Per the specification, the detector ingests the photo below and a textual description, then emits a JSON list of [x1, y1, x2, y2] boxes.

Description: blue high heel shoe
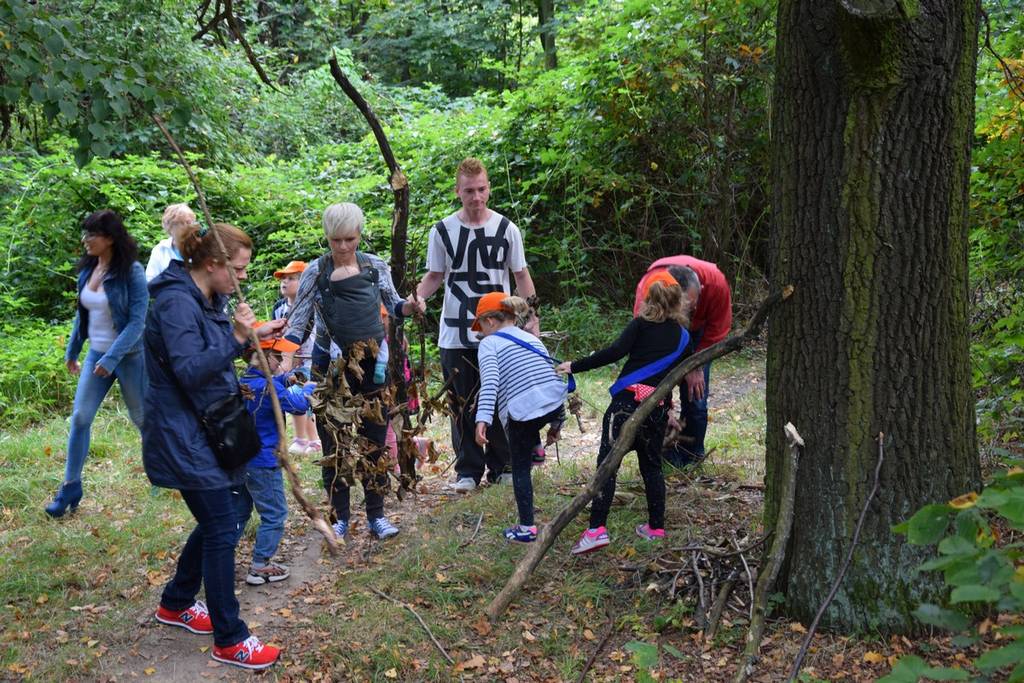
[[44, 480, 82, 518]]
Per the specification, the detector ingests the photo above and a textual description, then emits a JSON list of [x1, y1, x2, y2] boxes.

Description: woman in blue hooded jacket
[[46, 209, 148, 518], [143, 222, 285, 670]]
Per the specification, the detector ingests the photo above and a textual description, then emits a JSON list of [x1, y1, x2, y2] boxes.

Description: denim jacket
[[65, 261, 148, 373]]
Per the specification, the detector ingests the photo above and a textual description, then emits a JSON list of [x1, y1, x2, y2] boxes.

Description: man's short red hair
[[456, 157, 487, 182]]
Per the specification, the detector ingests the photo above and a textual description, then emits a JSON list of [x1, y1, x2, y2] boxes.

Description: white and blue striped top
[[475, 326, 568, 427]]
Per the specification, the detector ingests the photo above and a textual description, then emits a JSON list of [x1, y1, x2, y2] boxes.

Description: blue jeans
[[236, 467, 287, 565], [64, 348, 146, 483], [162, 487, 249, 648], [664, 362, 711, 467]]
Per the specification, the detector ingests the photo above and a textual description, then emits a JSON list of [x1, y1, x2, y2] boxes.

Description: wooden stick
[[458, 512, 485, 549], [732, 422, 803, 683], [371, 588, 454, 665], [484, 286, 793, 622], [327, 54, 419, 490], [786, 432, 885, 683], [151, 113, 339, 556], [575, 612, 615, 683], [705, 576, 737, 641]]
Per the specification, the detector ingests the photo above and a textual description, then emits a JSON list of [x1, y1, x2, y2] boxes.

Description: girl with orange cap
[[473, 293, 567, 543], [556, 272, 691, 554], [272, 260, 320, 455]]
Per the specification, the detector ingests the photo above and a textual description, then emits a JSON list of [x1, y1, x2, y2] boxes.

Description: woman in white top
[[145, 204, 195, 281], [46, 210, 148, 517]]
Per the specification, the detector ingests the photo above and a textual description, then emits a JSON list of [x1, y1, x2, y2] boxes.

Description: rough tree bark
[[765, 0, 981, 633], [536, 0, 557, 70]]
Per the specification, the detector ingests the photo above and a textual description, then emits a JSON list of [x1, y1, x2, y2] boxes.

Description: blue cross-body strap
[[608, 326, 690, 396], [492, 331, 576, 393]]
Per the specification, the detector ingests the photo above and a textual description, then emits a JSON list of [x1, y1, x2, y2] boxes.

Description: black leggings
[[589, 392, 668, 530], [505, 408, 562, 527]]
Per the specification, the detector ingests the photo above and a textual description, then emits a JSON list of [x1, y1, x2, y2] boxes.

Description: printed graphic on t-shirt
[[427, 212, 527, 349]]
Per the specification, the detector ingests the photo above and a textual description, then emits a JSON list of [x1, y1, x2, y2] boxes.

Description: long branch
[[786, 432, 885, 682], [223, 0, 278, 89], [151, 113, 338, 555], [328, 54, 417, 489], [484, 286, 793, 622], [732, 422, 802, 683]]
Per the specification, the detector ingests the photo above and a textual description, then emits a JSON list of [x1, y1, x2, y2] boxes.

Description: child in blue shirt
[[238, 338, 314, 585]]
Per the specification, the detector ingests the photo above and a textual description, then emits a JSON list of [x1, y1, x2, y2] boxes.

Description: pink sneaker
[[635, 524, 666, 541], [571, 527, 610, 555]]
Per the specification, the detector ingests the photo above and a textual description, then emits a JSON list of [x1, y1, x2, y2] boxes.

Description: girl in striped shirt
[[473, 293, 567, 543]]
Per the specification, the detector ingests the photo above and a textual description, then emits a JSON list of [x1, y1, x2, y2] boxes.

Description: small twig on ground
[[371, 588, 454, 665], [576, 611, 616, 683], [459, 512, 485, 549], [692, 552, 708, 629], [705, 574, 737, 641], [733, 535, 755, 621], [786, 432, 885, 683]]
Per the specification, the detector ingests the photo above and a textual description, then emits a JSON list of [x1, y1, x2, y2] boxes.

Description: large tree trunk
[[766, 0, 981, 633]]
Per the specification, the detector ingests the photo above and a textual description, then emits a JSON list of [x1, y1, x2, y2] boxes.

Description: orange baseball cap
[[273, 261, 307, 279], [259, 338, 300, 353], [471, 292, 511, 332], [639, 270, 679, 302]]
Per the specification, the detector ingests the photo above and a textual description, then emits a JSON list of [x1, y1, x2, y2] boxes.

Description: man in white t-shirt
[[415, 158, 535, 493]]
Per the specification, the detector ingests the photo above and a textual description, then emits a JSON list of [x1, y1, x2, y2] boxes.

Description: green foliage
[[877, 655, 970, 683], [0, 0, 260, 166], [0, 318, 76, 427], [890, 466, 1024, 681], [969, 0, 1024, 449], [497, 0, 774, 301]]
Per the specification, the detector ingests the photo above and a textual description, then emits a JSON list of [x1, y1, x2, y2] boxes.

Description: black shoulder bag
[[147, 324, 262, 470], [198, 392, 262, 470]]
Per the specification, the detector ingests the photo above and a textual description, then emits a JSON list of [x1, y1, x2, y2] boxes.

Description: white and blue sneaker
[[504, 525, 537, 543], [369, 516, 400, 540], [332, 519, 349, 539]]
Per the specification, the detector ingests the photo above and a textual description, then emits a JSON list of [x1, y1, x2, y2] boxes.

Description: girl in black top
[[557, 272, 690, 555]]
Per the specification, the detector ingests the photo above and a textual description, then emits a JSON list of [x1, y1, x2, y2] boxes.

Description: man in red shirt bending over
[[633, 256, 732, 467]]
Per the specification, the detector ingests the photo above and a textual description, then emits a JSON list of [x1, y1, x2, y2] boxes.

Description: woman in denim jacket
[[46, 209, 148, 518]]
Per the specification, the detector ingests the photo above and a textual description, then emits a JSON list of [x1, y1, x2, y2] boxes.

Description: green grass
[[0, 348, 768, 680]]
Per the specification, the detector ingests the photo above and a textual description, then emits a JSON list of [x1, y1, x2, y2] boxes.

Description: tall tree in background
[[765, 0, 981, 632], [536, 0, 557, 69]]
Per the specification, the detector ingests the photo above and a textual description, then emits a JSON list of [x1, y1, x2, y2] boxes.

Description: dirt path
[[100, 473, 450, 681], [101, 349, 767, 680]]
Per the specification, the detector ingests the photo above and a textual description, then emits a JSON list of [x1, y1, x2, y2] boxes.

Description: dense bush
[[0, 318, 77, 427], [968, 10, 1024, 450]]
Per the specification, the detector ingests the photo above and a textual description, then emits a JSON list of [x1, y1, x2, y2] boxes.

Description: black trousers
[[440, 347, 510, 483], [589, 392, 669, 530], [315, 354, 389, 523], [505, 408, 561, 527]]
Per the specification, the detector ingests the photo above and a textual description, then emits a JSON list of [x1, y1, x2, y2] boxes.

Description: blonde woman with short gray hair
[[283, 202, 424, 542]]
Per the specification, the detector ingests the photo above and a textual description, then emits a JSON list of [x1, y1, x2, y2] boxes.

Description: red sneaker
[[155, 600, 213, 634], [211, 635, 280, 670]]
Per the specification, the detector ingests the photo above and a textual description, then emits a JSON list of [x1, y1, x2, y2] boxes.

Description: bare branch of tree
[[151, 112, 337, 555], [484, 286, 794, 622]]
